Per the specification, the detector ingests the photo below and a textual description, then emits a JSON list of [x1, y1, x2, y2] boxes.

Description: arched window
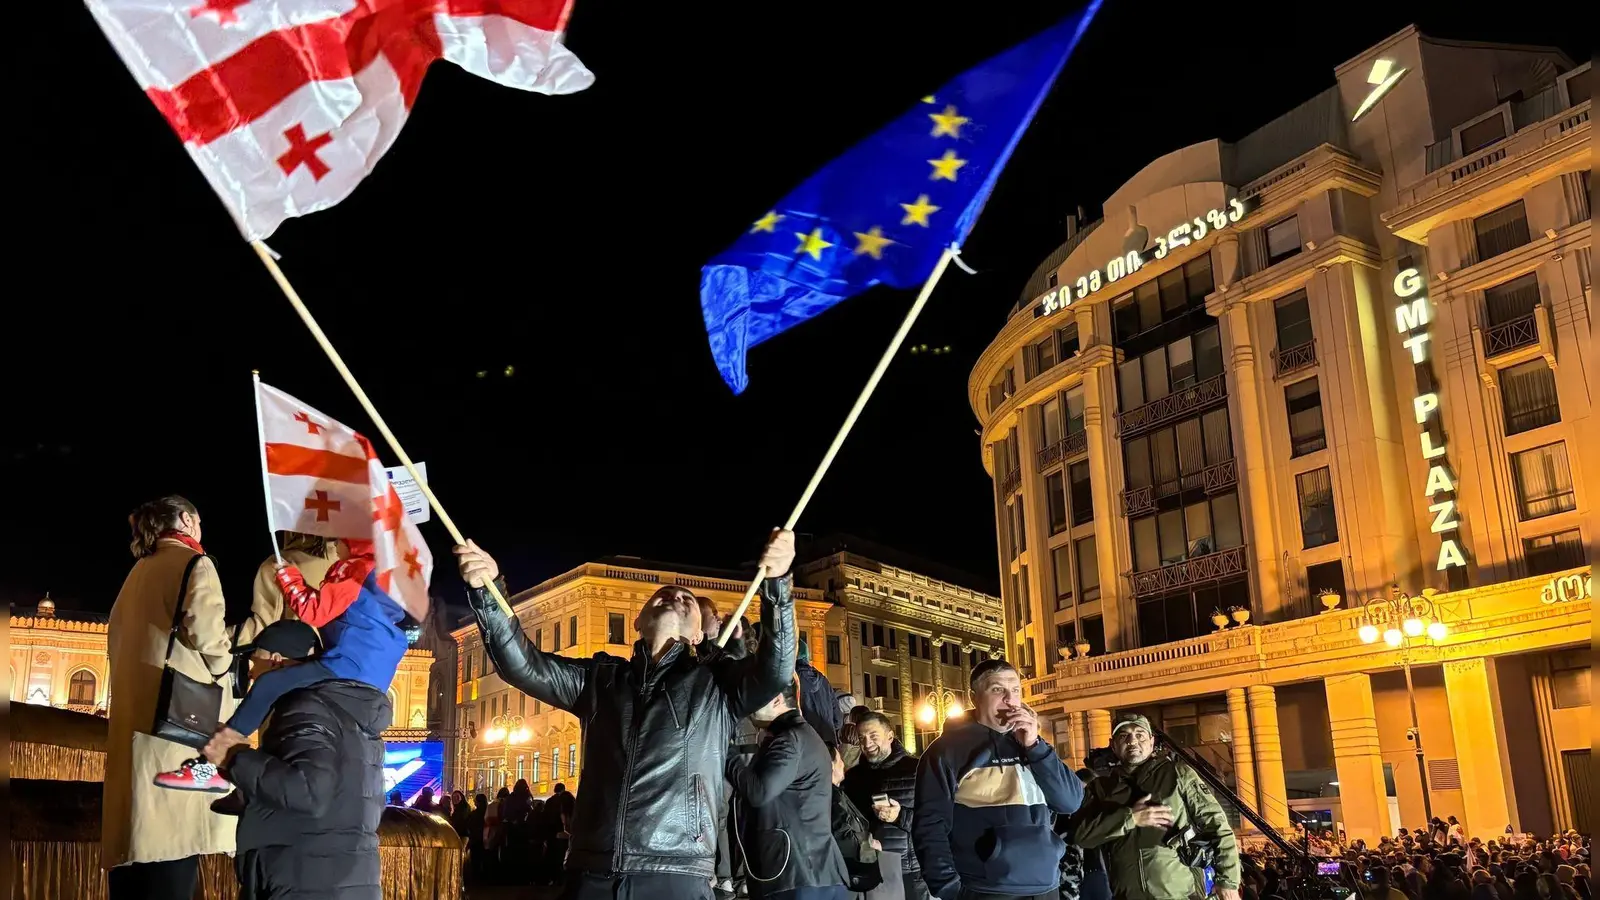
[[69, 670, 98, 705]]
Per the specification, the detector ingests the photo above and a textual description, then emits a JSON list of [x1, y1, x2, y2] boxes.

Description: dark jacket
[[228, 679, 392, 900], [832, 786, 884, 894], [468, 575, 796, 879], [842, 743, 921, 871], [796, 662, 842, 744], [727, 710, 849, 898], [913, 719, 1083, 900]]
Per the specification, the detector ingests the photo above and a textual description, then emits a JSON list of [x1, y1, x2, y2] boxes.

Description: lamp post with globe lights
[[917, 686, 965, 736], [480, 714, 531, 789], [1357, 586, 1449, 822]]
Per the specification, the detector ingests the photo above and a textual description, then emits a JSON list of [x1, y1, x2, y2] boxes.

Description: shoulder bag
[[150, 553, 224, 749]]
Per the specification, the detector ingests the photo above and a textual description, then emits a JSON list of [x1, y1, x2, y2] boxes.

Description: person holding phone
[[842, 712, 925, 900]]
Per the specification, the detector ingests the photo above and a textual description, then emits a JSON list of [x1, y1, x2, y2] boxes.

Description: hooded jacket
[[467, 575, 796, 879], [228, 678, 393, 899]]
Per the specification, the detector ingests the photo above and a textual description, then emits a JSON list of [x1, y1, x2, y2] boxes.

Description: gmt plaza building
[[969, 27, 1591, 841]]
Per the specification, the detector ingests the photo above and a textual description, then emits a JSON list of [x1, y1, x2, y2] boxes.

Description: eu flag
[[699, 5, 1101, 393]]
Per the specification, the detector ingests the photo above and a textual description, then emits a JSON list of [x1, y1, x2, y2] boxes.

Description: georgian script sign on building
[[1037, 197, 1255, 318], [1393, 267, 1469, 574], [1540, 570, 1592, 604]]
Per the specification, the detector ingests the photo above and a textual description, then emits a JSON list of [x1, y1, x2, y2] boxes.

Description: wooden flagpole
[[715, 244, 961, 647], [248, 240, 517, 617]]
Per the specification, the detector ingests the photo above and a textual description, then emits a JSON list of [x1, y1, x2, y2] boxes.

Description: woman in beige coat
[[103, 495, 239, 900]]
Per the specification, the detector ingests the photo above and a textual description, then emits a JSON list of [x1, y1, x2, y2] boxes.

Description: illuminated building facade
[[7, 596, 436, 742], [449, 558, 833, 797], [969, 27, 1591, 840], [793, 536, 1006, 751]]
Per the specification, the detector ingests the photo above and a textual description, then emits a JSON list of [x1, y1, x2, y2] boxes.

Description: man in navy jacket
[[912, 659, 1083, 900]]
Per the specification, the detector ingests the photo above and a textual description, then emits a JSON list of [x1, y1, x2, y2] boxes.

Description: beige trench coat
[[234, 547, 340, 645], [102, 539, 239, 869]]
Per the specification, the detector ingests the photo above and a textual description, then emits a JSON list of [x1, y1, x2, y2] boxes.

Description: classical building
[[449, 558, 833, 797], [793, 535, 1005, 752], [969, 27, 1591, 841], [7, 595, 436, 744]]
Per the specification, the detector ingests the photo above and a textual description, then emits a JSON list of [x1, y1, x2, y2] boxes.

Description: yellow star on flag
[[928, 105, 969, 138], [921, 95, 936, 104], [793, 228, 833, 260], [852, 226, 896, 259], [750, 210, 785, 233], [900, 195, 940, 227], [927, 149, 967, 182]]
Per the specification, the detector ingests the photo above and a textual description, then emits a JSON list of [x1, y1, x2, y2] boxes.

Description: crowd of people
[[97, 497, 1590, 900]]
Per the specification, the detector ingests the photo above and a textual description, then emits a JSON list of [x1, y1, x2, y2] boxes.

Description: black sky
[[5, 1, 1589, 616]]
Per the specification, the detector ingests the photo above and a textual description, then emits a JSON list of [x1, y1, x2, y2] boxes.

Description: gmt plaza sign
[[1036, 197, 1256, 318], [1393, 266, 1469, 574]]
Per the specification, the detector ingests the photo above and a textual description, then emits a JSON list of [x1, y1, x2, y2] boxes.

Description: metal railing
[[1484, 312, 1539, 357], [999, 468, 1021, 497], [1202, 458, 1238, 494], [1271, 340, 1317, 378], [1129, 544, 1249, 598], [1122, 485, 1155, 517], [1035, 429, 1088, 470], [1117, 373, 1227, 439]]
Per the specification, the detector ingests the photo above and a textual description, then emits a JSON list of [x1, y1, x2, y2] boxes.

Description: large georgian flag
[[87, 0, 594, 239], [258, 380, 434, 620]]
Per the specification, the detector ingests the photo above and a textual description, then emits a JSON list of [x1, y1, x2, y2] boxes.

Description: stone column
[[1325, 673, 1393, 843], [1226, 688, 1258, 820], [932, 638, 947, 729], [1219, 302, 1283, 620], [1087, 708, 1113, 753], [1063, 710, 1085, 769], [1247, 684, 1291, 831], [898, 640, 917, 748], [1531, 657, 1577, 832], [1443, 658, 1513, 838]]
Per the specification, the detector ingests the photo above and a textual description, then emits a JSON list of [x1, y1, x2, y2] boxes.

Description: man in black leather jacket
[[455, 530, 797, 900]]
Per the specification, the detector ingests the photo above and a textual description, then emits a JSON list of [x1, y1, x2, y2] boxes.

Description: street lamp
[[917, 687, 965, 733], [480, 714, 531, 788], [1358, 585, 1449, 823]]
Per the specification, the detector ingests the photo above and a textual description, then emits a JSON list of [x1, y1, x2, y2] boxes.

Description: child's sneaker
[[153, 759, 232, 794]]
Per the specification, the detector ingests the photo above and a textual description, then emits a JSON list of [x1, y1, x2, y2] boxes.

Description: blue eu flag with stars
[[699, 4, 1101, 393]]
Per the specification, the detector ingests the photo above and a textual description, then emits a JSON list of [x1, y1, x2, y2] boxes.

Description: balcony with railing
[[1129, 544, 1249, 598], [1484, 313, 1539, 357], [1117, 373, 1228, 439], [1122, 459, 1238, 518], [866, 646, 897, 668], [1039, 566, 1591, 711], [999, 467, 1022, 497], [1035, 429, 1088, 470], [1271, 340, 1317, 378]]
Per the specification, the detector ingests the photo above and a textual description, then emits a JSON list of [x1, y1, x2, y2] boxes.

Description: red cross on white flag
[[86, 0, 593, 240], [257, 379, 434, 621]]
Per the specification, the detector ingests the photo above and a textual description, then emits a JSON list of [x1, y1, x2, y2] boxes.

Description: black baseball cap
[[233, 619, 322, 660]]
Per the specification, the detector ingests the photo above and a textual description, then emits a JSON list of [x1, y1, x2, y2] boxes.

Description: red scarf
[[159, 531, 205, 555]]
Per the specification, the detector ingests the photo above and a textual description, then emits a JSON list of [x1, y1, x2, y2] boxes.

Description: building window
[[888, 627, 898, 650], [1076, 536, 1100, 602], [551, 747, 560, 782], [876, 675, 888, 697], [1040, 397, 1063, 449], [1058, 324, 1080, 360], [891, 679, 901, 700], [871, 624, 885, 647], [1459, 113, 1507, 155], [1525, 529, 1585, 577], [1065, 387, 1086, 436], [1305, 561, 1346, 609], [464, 652, 473, 681], [569, 743, 578, 776], [1011, 498, 1027, 553], [1296, 467, 1339, 548], [1056, 621, 1076, 651], [1048, 271, 1058, 288], [826, 635, 842, 665], [1046, 471, 1068, 535], [1069, 461, 1093, 527], [1512, 443, 1577, 520], [68, 670, 97, 705], [569, 615, 578, 647], [1051, 544, 1074, 607], [607, 613, 625, 645], [1027, 334, 1057, 380], [1483, 273, 1542, 328], [1265, 216, 1302, 266], [1274, 289, 1313, 350], [1473, 200, 1531, 262], [1500, 360, 1561, 435], [532, 752, 540, 783], [1549, 649, 1590, 710], [1285, 377, 1327, 457], [1080, 615, 1106, 656], [552, 624, 561, 652], [1112, 257, 1213, 341]]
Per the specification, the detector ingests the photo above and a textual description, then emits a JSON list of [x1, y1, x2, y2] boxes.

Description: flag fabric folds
[[86, 0, 594, 240], [698, 5, 1101, 394], [257, 379, 434, 621]]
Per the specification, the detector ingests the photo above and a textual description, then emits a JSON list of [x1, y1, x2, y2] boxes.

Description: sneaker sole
[[153, 778, 232, 794]]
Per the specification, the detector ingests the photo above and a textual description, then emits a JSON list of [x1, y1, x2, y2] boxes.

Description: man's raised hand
[[758, 528, 796, 578], [453, 540, 500, 588]]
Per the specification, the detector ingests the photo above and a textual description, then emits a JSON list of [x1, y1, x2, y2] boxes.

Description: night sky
[[5, 2, 1589, 618]]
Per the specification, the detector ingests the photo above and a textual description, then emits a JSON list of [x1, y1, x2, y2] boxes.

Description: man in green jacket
[[1072, 714, 1240, 900]]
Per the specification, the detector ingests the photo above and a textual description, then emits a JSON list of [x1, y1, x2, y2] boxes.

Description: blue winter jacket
[[318, 571, 409, 690]]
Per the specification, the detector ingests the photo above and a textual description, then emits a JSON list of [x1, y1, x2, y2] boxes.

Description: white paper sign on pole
[[384, 462, 430, 524]]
